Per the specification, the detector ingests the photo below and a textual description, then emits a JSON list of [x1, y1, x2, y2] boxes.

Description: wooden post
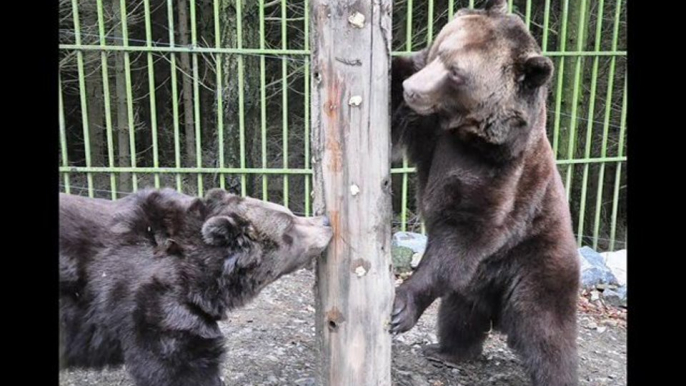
[[310, 0, 394, 385]]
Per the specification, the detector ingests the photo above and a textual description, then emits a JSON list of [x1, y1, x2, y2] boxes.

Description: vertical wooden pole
[[310, 0, 394, 385]]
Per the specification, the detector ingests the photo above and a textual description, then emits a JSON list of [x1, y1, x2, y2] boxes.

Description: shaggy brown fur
[[389, 1, 580, 385], [59, 188, 332, 386]]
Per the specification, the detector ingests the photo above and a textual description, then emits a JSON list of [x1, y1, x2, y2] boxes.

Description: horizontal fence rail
[[59, 0, 626, 251]]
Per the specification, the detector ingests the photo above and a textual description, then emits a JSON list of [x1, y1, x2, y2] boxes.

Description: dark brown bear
[[389, 1, 580, 385], [59, 188, 332, 386]]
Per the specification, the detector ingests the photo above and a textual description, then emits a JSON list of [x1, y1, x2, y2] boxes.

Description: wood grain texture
[[310, 0, 394, 385]]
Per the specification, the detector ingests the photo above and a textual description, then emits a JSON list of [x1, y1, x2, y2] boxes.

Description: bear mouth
[[405, 100, 436, 116]]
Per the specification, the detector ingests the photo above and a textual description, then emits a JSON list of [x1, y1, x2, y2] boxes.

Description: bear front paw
[[390, 287, 420, 334]]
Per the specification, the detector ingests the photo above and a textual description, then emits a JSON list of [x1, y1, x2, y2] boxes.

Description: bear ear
[[392, 47, 430, 107], [188, 198, 208, 218], [455, 8, 477, 17], [484, 0, 508, 14], [201, 213, 255, 249], [203, 188, 229, 214], [519, 55, 554, 89], [204, 188, 227, 202], [393, 48, 429, 82], [408, 47, 430, 72]]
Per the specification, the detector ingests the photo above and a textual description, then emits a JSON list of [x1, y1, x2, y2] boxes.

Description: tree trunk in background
[[85, 64, 105, 168], [112, 0, 131, 191], [178, 0, 197, 167], [82, 1, 105, 169], [220, 0, 261, 194]]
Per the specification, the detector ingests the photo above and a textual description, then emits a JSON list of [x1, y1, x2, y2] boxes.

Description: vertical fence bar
[[401, 0, 414, 232], [237, 0, 247, 197], [59, 75, 71, 194], [552, 0, 570, 157], [592, 0, 623, 250], [576, 0, 605, 245], [448, 0, 454, 19], [508, 0, 513, 13], [190, 0, 203, 195], [304, 0, 311, 216], [259, 0, 268, 201], [96, 0, 117, 199], [143, 0, 161, 188], [214, 0, 225, 190], [525, 0, 532, 29], [427, 0, 434, 44], [469, 0, 475, 9], [609, 75, 627, 251], [167, 0, 183, 192], [542, 0, 551, 51], [563, 0, 588, 200], [282, 0, 290, 208], [120, 0, 138, 191], [71, 0, 94, 198]]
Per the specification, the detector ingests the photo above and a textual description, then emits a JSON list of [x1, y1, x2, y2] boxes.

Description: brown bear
[[59, 188, 332, 386], [389, 1, 580, 386]]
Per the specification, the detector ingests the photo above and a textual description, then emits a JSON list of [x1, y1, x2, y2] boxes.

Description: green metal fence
[[58, 0, 626, 251]]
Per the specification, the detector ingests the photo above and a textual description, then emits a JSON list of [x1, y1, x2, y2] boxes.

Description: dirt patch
[[59, 269, 626, 386]]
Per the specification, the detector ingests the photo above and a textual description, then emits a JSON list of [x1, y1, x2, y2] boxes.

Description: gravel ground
[[59, 268, 626, 386]]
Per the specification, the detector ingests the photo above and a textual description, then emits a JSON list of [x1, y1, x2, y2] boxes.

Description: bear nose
[[403, 81, 418, 101], [321, 216, 331, 227], [403, 90, 417, 101]]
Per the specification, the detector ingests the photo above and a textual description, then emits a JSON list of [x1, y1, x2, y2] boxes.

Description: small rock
[[394, 333, 408, 344], [590, 290, 600, 302], [392, 232, 428, 255], [392, 246, 414, 274], [578, 247, 618, 289], [600, 249, 627, 286], [597, 326, 607, 333], [487, 374, 508, 382], [411, 252, 423, 268], [408, 373, 430, 386], [602, 286, 627, 308], [294, 377, 316, 386]]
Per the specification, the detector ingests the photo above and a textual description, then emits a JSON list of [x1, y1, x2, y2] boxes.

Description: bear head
[[400, 0, 553, 159]]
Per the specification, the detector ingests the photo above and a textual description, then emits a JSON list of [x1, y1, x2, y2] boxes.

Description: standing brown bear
[[389, 1, 580, 385]]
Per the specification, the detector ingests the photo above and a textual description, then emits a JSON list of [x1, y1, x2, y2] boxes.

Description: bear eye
[[449, 66, 466, 86], [145, 225, 158, 246]]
